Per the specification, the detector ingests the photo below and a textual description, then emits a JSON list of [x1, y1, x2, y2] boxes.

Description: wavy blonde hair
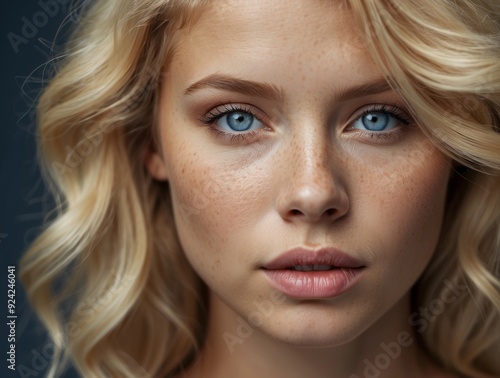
[[21, 0, 500, 377]]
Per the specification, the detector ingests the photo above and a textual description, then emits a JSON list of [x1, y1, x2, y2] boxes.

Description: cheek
[[353, 142, 451, 279], [165, 145, 273, 272], [171, 163, 266, 230]]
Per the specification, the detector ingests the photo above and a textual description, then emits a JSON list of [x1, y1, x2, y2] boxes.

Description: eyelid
[[341, 104, 416, 144], [198, 102, 414, 145], [346, 104, 414, 128], [200, 103, 270, 128]]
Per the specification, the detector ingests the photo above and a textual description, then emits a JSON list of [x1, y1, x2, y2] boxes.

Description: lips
[[261, 247, 365, 298], [292, 264, 336, 271], [262, 247, 364, 270]]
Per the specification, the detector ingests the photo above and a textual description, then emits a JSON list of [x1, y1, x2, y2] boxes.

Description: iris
[[361, 112, 390, 131], [222, 111, 254, 131]]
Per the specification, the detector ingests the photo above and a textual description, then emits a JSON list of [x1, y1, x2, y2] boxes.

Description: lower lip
[[262, 268, 364, 299]]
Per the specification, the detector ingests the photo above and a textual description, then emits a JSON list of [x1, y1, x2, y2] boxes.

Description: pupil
[[227, 112, 253, 131]]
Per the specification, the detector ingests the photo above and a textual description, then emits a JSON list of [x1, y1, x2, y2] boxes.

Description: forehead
[[192, 0, 352, 37], [168, 0, 382, 96]]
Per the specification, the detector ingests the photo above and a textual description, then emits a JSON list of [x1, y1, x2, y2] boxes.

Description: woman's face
[[148, 0, 452, 346]]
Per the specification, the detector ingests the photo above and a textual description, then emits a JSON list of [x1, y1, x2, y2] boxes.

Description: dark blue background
[[1, 1, 79, 376]]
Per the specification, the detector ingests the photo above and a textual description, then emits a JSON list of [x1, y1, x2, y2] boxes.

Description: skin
[[146, 1, 457, 377]]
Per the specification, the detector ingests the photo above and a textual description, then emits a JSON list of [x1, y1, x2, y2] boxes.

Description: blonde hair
[[21, 0, 500, 377]]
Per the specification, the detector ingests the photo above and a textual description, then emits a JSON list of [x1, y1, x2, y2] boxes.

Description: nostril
[[277, 183, 349, 223]]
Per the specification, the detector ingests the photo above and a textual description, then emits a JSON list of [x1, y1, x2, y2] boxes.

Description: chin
[[261, 316, 364, 349]]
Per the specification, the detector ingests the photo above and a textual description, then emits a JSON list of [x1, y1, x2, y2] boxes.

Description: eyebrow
[[336, 80, 393, 103], [184, 74, 393, 102], [184, 74, 284, 102]]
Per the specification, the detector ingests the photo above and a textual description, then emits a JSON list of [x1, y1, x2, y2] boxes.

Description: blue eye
[[217, 110, 263, 132], [353, 111, 399, 132]]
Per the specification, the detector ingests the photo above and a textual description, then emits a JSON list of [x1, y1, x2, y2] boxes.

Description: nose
[[276, 134, 349, 224]]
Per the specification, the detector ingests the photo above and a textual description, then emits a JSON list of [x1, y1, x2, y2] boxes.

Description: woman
[[21, 0, 500, 377]]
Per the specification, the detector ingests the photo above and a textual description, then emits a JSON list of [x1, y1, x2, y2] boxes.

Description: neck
[[180, 291, 440, 378]]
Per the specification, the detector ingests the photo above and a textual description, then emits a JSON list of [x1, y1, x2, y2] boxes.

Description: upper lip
[[262, 247, 365, 270]]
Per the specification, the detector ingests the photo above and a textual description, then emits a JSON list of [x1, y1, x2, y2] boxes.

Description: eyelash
[[356, 104, 413, 126], [347, 104, 415, 143], [200, 103, 414, 144], [199, 103, 263, 143]]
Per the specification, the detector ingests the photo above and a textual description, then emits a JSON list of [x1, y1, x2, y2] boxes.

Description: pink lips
[[261, 247, 365, 299]]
